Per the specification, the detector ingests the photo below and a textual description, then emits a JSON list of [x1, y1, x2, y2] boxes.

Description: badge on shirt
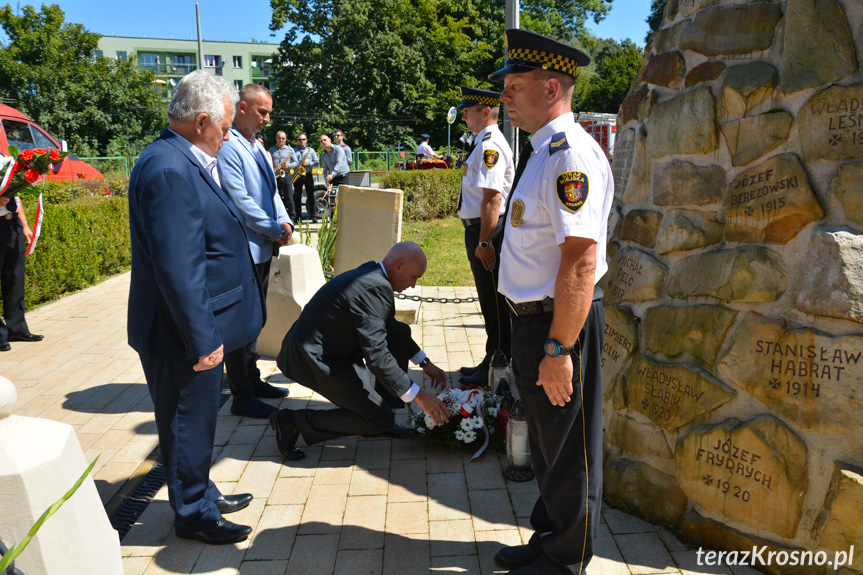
[[483, 149, 500, 169], [549, 132, 570, 155], [482, 132, 492, 142], [510, 199, 525, 227], [557, 171, 588, 213]]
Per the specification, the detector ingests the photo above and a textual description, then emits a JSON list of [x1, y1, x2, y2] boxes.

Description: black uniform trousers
[[276, 175, 296, 221], [509, 299, 604, 575], [464, 218, 511, 363], [293, 174, 316, 222], [140, 354, 223, 532], [290, 320, 419, 445], [0, 211, 29, 344], [224, 259, 271, 403]]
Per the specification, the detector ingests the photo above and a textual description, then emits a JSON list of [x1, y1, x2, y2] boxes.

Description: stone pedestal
[[257, 244, 327, 358], [333, 186, 403, 276], [0, 376, 123, 574]]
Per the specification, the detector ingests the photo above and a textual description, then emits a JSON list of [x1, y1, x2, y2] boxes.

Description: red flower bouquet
[[0, 145, 69, 198]]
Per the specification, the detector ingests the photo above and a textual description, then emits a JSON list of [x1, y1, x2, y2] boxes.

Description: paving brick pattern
[[2, 271, 741, 575]]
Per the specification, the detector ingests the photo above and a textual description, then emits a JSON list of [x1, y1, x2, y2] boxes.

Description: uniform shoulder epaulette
[[549, 132, 570, 155], [481, 132, 492, 142]]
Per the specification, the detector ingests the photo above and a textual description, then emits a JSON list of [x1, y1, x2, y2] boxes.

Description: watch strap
[[418, 357, 431, 368]]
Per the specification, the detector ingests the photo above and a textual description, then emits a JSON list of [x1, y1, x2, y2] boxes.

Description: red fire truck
[[574, 112, 617, 160]]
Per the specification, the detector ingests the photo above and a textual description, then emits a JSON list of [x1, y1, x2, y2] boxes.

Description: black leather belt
[[505, 287, 605, 317], [461, 217, 481, 228]]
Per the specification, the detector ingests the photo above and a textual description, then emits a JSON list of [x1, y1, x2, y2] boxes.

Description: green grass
[[402, 216, 472, 286]]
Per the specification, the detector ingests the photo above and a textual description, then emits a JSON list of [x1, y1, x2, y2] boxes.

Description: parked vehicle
[[574, 112, 617, 159], [0, 104, 104, 181], [288, 166, 328, 219]]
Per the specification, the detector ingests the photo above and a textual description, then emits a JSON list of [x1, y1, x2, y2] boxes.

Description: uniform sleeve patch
[[548, 132, 570, 155], [483, 149, 500, 169], [482, 132, 492, 142], [557, 171, 588, 213]]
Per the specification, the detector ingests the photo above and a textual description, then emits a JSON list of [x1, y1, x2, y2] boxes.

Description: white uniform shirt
[[457, 124, 514, 220], [417, 141, 435, 157], [499, 114, 614, 303]]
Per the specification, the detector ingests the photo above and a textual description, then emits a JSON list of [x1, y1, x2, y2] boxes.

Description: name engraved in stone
[[610, 256, 644, 299], [612, 130, 636, 190], [694, 437, 773, 501], [754, 340, 861, 384], [601, 323, 634, 368], [807, 98, 863, 148], [729, 173, 798, 215]]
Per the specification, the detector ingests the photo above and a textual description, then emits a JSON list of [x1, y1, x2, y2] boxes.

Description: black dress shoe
[[214, 493, 253, 514], [269, 409, 306, 461], [0, 342, 9, 352], [231, 397, 278, 419], [495, 544, 543, 570], [253, 381, 290, 399], [7, 332, 43, 342], [459, 360, 489, 376], [459, 368, 489, 386], [385, 423, 418, 439], [176, 518, 252, 545]]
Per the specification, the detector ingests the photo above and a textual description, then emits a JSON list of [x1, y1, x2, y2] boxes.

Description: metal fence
[[353, 151, 406, 172], [79, 157, 136, 179]]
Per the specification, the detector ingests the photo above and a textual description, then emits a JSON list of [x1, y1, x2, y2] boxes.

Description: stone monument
[[603, 0, 863, 570]]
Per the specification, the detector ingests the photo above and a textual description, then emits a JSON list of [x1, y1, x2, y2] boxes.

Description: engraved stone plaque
[[601, 247, 667, 305], [716, 312, 863, 433], [799, 84, 863, 162], [629, 356, 735, 432], [602, 305, 638, 397], [675, 416, 807, 539], [724, 153, 823, 244]]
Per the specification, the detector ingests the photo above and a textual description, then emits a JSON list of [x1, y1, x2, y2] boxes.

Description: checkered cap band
[[508, 48, 579, 76], [463, 93, 500, 107]]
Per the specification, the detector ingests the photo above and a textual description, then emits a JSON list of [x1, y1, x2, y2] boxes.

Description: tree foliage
[[267, 0, 612, 149], [646, 0, 668, 42], [575, 39, 642, 114], [0, 4, 165, 156]]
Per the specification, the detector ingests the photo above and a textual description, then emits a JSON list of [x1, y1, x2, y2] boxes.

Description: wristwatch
[[544, 338, 576, 358], [418, 357, 431, 368], [478, 240, 491, 249]]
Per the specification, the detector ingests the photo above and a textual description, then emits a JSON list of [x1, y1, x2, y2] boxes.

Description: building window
[[233, 56, 242, 68], [234, 80, 243, 91], [116, 51, 127, 60]]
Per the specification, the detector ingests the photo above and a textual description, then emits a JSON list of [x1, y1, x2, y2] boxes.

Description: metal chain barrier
[[395, 293, 479, 304]]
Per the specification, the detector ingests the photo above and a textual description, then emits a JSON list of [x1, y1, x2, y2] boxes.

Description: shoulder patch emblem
[[483, 149, 500, 169], [549, 132, 570, 155], [557, 171, 588, 213], [482, 132, 492, 142]]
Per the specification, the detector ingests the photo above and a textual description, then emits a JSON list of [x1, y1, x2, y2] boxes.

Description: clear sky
[[7, 0, 651, 47]]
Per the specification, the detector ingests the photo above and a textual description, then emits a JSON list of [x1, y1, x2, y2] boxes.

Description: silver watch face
[[479, 241, 490, 248], [544, 340, 559, 357]]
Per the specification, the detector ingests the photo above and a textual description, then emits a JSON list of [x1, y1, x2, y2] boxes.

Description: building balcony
[[252, 66, 272, 78], [140, 62, 198, 75]]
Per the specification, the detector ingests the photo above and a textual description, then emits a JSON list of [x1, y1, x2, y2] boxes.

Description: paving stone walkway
[[1, 271, 759, 575]]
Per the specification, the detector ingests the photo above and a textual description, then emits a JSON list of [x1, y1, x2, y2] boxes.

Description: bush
[[381, 169, 462, 221], [9, 192, 131, 310]]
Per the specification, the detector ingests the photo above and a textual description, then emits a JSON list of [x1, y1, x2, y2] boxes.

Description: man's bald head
[[383, 241, 427, 292]]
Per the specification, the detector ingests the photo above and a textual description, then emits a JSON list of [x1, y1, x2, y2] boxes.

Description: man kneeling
[[270, 241, 450, 458]]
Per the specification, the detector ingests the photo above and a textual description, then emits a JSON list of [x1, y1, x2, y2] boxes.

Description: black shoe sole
[[253, 386, 290, 399], [269, 411, 306, 461], [176, 529, 250, 545]]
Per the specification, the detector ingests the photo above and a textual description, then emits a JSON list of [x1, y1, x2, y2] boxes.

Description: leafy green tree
[[0, 4, 165, 156], [267, 0, 612, 149], [575, 39, 642, 113], [646, 0, 668, 42]]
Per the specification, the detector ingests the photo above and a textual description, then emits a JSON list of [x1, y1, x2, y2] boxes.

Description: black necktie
[[500, 140, 533, 238], [457, 139, 479, 211]]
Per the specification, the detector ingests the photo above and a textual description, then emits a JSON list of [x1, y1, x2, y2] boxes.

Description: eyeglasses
[[333, 134, 342, 138], [298, 137, 307, 141]]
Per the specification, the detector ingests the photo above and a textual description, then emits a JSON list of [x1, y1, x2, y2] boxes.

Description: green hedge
[[7, 183, 131, 310], [381, 169, 462, 221]]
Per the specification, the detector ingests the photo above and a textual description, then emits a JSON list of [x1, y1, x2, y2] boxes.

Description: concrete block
[[258, 244, 326, 359], [333, 186, 403, 276], [0, 376, 123, 575]]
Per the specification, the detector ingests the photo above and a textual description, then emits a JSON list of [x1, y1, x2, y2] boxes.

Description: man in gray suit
[[270, 242, 450, 459], [218, 84, 293, 419]]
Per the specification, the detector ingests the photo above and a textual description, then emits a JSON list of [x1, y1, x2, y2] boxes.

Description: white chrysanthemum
[[469, 415, 484, 429], [447, 402, 461, 416], [487, 406, 498, 418], [459, 418, 474, 431], [424, 414, 436, 429], [463, 430, 477, 443], [455, 430, 467, 441]]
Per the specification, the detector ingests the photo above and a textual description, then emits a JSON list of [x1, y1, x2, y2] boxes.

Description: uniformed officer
[[489, 29, 614, 575], [454, 87, 514, 385], [0, 194, 43, 352]]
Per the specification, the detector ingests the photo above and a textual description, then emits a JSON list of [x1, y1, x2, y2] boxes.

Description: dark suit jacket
[[127, 129, 265, 359], [278, 261, 413, 398]]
